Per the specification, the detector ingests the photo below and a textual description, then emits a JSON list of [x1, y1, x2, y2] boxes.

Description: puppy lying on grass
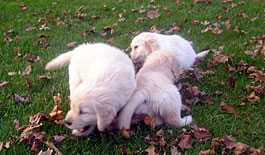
[[45, 43, 136, 136], [130, 32, 209, 69], [118, 49, 192, 130]]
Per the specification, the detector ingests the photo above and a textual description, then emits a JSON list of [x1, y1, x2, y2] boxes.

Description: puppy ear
[[170, 56, 182, 82], [144, 39, 159, 55], [94, 103, 116, 131]]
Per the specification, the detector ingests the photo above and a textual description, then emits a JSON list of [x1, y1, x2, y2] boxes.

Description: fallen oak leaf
[[12, 93, 30, 103], [0, 81, 8, 88]]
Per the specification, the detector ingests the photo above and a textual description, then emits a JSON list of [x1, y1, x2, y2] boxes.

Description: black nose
[[65, 120, 72, 126]]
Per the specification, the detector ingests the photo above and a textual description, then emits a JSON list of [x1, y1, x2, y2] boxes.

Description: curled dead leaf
[[49, 105, 65, 120], [67, 42, 77, 49], [119, 146, 129, 154], [12, 93, 30, 103], [0, 81, 8, 88]]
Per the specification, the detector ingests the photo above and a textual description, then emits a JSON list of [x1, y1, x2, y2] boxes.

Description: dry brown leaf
[[225, 76, 236, 88], [171, 146, 181, 155], [49, 105, 65, 120], [248, 70, 265, 83], [119, 146, 129, 154], [193, 127, 211, 142], [219, 102, 239, 114], [26, 27, 36, 32], [119, 128, 132, 138], [178, 133, 193, 149], [19, 125, 46, 151], [0, 81, 8, 88], [67, 42, 77, 49], [198, 149, 215, 155], [144, 116, 158, 130], [208, 54, 230, 68], [245, 92, 260, 104], [145, 146, 158, 155], [53, 93, 62, 104], [26, 78, 32, 88], [12, 93, 30, 103], [29, 112, 48, 125], [44, 141, 62, 155], [147, 9, 160, 19], [135, 17, 144, 24], [223, 135, 236, 149], [21, 64, 32, 76], [37, 149, 53, 155], [145, 129, 166, 147], [51, 134, 67, 144], [39, 75, 52, 80]]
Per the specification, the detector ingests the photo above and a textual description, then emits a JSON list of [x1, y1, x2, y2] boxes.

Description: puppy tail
[[45, 51, 74, 70], [196, 50, 210, 59]]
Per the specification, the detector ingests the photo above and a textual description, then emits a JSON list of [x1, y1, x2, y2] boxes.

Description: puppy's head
[[130, 36, 159, 64], [65, 85, 116, 136]]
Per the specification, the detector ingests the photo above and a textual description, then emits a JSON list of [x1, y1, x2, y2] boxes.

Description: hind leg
[[161, 89, 192, 127]]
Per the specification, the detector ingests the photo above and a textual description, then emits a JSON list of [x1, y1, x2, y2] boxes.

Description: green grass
[[0, 0, 264, 154]]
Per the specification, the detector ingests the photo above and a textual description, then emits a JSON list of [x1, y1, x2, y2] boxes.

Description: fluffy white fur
[[45, 43, 136, 136], [130, 32, 209, 69], [118, 49, 192, 129]]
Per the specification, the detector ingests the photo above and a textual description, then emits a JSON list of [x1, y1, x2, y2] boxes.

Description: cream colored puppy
[[130, 32, 209, 69], [118, 49, 192, 129], [45, 43, 136, 136]]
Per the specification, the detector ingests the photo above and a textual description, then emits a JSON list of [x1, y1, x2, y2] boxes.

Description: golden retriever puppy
[[118, 49, 192, 129], [45, 43, 136, 136], [130, 32, 209, 69]]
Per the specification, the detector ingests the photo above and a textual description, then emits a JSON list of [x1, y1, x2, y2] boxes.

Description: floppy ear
[[170, 56, 182, 82], [144, 39, 159, 55], [94, 103, 116, 131]]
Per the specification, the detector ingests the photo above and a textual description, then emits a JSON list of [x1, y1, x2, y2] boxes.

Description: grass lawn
[[0, 0, 264, 154]]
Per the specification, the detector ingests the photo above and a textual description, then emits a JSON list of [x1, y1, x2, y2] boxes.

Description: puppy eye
[[134, 46, 138, 49]]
